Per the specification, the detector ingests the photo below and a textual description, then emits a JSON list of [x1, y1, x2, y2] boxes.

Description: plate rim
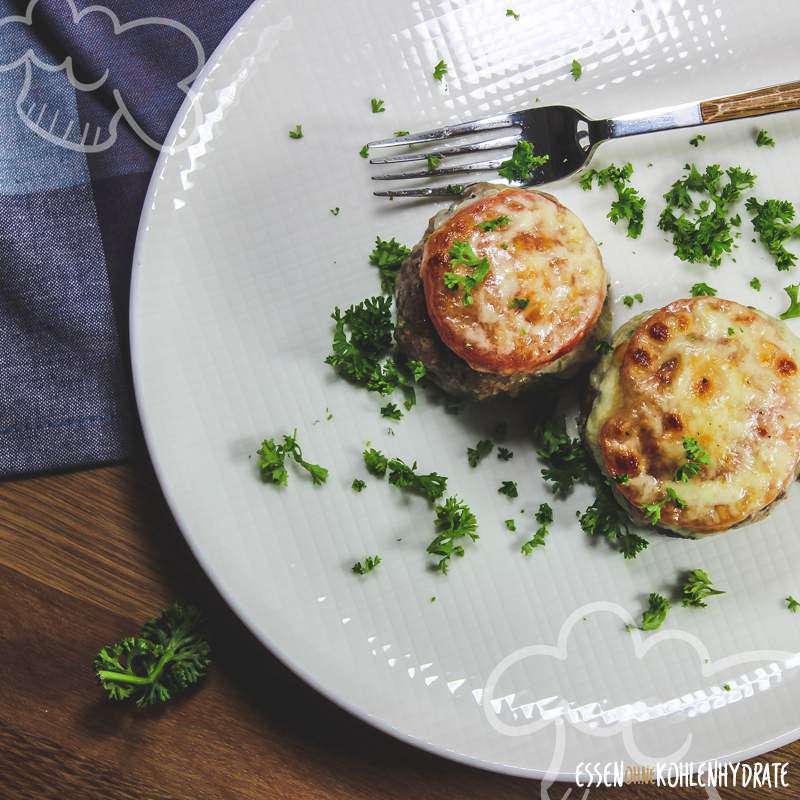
[[128, 0, 800, 780]]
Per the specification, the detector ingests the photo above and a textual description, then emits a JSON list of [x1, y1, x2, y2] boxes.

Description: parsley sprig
[[370, 236, 411, 293], [258, 430, 328, 486], [681, 568, 725, 608], [498, 480, 518, 498], [643, 487, 686, 525], [363, 447, 447, 501], [352, 555, 381, 575], [570, 59, 582, 80], [580, 162, 645, 238], [428, 496, 479, 573], [477, 215, 511, 232], [745, 197, 800, 271], [780, 284, 800, 320], [641, 593, 671, 631], [498, 140, 549, 183], [676, 437, 710, 482], [444, 241, 491, 305], [521, 503, 552, 555], [787, 595, 800, 613], [690, 282, 717, 297], [432, 59, 448, 81], [756, 129, 775, 148], [658, 163, 755, 267], [467, 439, 494, 467]]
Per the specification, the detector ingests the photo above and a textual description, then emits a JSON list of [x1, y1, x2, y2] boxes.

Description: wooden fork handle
[[700, 81, 800, 124]]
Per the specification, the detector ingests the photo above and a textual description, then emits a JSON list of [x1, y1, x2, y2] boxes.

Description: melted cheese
[[420, 187, 606, 375], [586, 297, 800, 535]]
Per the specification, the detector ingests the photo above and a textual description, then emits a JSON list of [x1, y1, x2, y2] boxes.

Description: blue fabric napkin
[[0, 0, 252, 477]]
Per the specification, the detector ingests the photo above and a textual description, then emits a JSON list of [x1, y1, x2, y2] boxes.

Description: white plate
[[131, 0, 800, 779]]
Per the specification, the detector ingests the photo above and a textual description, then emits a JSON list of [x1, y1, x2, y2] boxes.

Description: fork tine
[[367, 112, 517, 148], [373, 186, 467, 198], [369, 134, 520, 165], [372, 158, 504, 181]]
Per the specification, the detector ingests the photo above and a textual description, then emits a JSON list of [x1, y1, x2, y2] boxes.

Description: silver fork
[[366, 80, 800, 198]]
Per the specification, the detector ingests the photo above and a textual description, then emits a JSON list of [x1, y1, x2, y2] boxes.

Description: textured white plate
[[131, 0, 800, 779]]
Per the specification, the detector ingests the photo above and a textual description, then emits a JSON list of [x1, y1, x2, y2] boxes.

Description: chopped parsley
[[641, 593, 670, 631], [510, 297, 529, 310], [467, 438, 494, 467], [521, 503, 552, 555], [258, 430, 329, 487], [426, 154, 442, 171], [505, 518, 517, 532], [498, 480, 518, 498], [580, 162, 645, 238], [756, 129, 775, 147], [498, 140, 549, 183], [288, 124, 303, 139], [351, 478, 366, 492], [689, 134, 706, 147], [779, 284, 800, 320], [681, 568, 725, 608], [506, 8, 520, 20], [622, 293, 643, 307], [325, 296, 424, 408], [428, 496, 479, 573], [676, 437, 711, 482], [352, 555, 381, 575], [369, 236, 411, 293], [359, 144, 369, 158], [444, 241, 491, 305], [371, 98, 385, 113], [787, 595, 800, 613], [579, 480, 649, 558], [570, 59, 582, 80], [394, 130, 410, 137], [690, 282, 718, 297], [658, 163, 756, 267], [381, 402, 402, 420], [497, 446, 514, 461], [363, 448, 448, 501], [432, 59, 448, 81], [750, 276, 762, 291], [363, 447, 389, 476], [477, 215, 511, 232], [330, 207, 340, 216], [745, 197, 800, 271], [643, 487, 686, 525], [595, 340, 614, 355]]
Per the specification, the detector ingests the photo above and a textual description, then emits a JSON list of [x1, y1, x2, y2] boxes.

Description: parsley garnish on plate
[[467, 438, 494, 467], [497, 446, 514, 461], [691, 282, 718, 297], [676, 437, 711, 482], [94, 603, 210, 707], [756, 129, 775, 147], [432, 59, 448, 81], [352, 555, 381, 575], [394, 130, 410, 137], [505, 518, 517, 532], [579, 480, 649, 559], [363, 448, 447, 501], [580, 162, 645, 238], [288, 124, 303, 139], [658, 163, 756, 267], [521, 503, 552, 555], [498, 140, 549, 183], [428, 496, 479, 574], [381, 402, 402, 420], [506, 8, 520, 20], [363, 447, 389, 476], [330, 207, 340, 216], [750, 276, 762, 291], [258, 430, 329, 486], [570, 59, 582, 80], [745, 198, 800, 271], [351, 478, 366, 492], [444, 241, 491, 305], [369, 236, 411, 294], [643, 487, 686, 524], [426, 154, 442, 171], [641, 593, 670, 631], [359, 144, 369, 158], [477, 215, 511, 232], [681, 568, 725, 607], [787, 595, 800, 613], [689, 134, 706, 147], [780, 284, 800, 320], [498, 480, 518, 498], [622, 293, 643, 307], [371, 98, 385, 113]]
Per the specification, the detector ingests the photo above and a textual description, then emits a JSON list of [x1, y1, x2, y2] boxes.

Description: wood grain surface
[[700, 81, 800, 124], [1, 447, 798, 799]]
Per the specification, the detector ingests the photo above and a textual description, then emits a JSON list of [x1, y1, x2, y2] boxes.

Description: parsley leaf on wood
[[498, 140, 549, 183], [580, 162, 645, 238], [681, 568, 725, 608], [428, 496, 479, 574], [745, 197, 800, 271], [94, 603, 210, 707]]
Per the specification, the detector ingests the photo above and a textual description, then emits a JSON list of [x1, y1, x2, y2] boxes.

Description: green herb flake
[[570, 59, 582, 80], [691, 282, 718, 297], [288, 124, 303, 139], [521, 502, 552, 555], [477, 215, 511, 233], [352, 555, 381, 575], [432, 59, 448, 81], [675, 436, 711, 482], [330, 207, 340, 216], [351, 478, 366, 492], [426, 154, 442, 171], [689, 134, 706, 147], [641, 593, 670, 631], [750, 276, 762, 291], [258, 430, 329, 486], [506, 8, 520, 20], [510, 297, 529, 310], [381, 402, 403, 420], [580, 162, 645, 239], [444, 241, 491, 305], [595, 340, 614, 355], [787, 595, 800, 613], [497, 446, 514, 461], [505, 518, 517, 532], [428, 496, 479, 573], [498, 140, 549, 183], [681, 568, 725, 608], [498, 480, 518, 498], [369, 236, 411, 293], [745, 197, 800, 271], [780, 284, 800, 320], [371, 98, 385, 113], [468, 438, 494, 467], [756, 129, 775, 148], [359, 144, 369, 158], [622, 293, 643, 307]]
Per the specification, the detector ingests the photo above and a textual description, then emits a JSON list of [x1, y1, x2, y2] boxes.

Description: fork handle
[[700, 81, 800, 123]]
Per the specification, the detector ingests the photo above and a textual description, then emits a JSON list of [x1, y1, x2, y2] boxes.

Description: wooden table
[[1, 443, 797, 799]]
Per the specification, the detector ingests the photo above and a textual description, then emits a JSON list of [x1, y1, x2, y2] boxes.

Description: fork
[[366, 80, 800, 198]]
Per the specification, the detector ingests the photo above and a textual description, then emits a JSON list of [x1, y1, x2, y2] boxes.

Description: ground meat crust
[[592, 297, 800, 534], [420, 188, 607, 376]]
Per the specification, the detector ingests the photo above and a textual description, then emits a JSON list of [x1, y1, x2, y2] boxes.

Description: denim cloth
[[0, 0, 251, 476]]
